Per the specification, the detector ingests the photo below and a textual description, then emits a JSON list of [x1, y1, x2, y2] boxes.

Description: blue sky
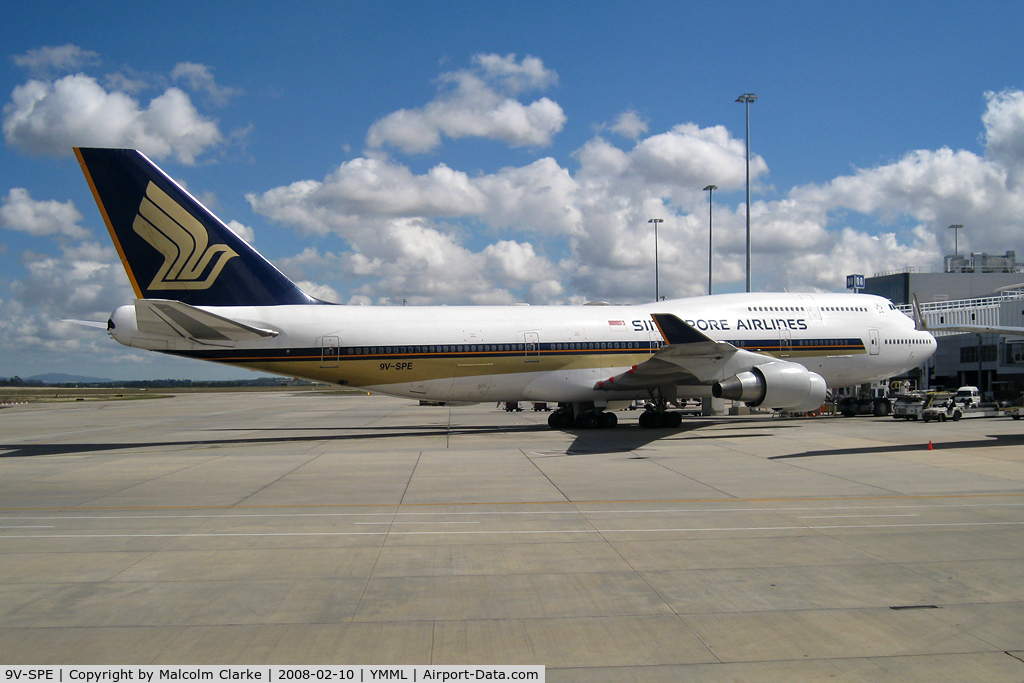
[[2, 1, 1024, 380]]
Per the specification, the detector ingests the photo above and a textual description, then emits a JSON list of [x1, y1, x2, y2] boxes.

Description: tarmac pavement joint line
[[2, 491, 1024, 513]]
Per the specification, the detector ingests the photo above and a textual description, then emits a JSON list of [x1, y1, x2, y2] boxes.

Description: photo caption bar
[[2, 667, 544, 683]]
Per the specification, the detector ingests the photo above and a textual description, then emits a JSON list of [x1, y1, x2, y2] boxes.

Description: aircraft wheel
[[578, 411, 601, 430], [548, 411, 571, 429], [601, 411, 617, 429], [666, 411, 683, 428], [639, 410, 656, 429]]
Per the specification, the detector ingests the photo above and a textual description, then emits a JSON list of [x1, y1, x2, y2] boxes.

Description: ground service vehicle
[[839, 393, 892, 417], [892, 392, 928, 420], [954, 386, 982, 406], [921, 393, 961, 422]]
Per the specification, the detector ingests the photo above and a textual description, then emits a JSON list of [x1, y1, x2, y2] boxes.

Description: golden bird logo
[[132, 182, 238, 291]]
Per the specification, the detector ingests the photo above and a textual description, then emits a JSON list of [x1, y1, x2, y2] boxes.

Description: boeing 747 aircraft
[[74, 148, 937, 429]]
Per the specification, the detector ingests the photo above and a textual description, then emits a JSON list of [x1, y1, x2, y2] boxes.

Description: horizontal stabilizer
[[134, 299, 278, 345], [61, 319, 109, 330]]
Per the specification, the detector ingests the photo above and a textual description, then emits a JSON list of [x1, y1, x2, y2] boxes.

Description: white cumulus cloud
[[257, 86, 1024, 303], [982, 88, 1024, 188], [608, 110, 648, 140], [366, 54, 566, 153], [251, 118, 776, 303], [12, 44, 100, 78], [171, 62, 240, 107], [0, 240, 133, 364], [3, 63, 224, 163], [248, 155, 581, 238], [0, 188, 89, 240], [630, 123, 766, 192], [226, 220, 255, 244]]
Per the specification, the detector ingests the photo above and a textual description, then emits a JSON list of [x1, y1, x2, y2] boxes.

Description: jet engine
[[713, 361, 827, 413]]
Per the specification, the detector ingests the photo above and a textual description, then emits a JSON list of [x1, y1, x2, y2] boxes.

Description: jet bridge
[[897, 291, 1024, 335]]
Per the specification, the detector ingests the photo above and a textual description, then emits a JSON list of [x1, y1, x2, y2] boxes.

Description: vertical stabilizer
[[75, 147, 313, 306]]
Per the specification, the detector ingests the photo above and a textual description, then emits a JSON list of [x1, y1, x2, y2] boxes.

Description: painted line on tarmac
[[354, 521, 481, 525], [2, 520, 1024, 539], [2, 501, 1021, 521], [4, 491, 1024, 512], [797, 514, 920, 519]]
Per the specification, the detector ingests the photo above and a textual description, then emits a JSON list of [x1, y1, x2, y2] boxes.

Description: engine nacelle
[[713, 361, 827, 412]]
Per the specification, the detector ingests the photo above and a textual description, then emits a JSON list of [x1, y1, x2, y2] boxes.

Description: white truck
[[954, 386, 982, 407]]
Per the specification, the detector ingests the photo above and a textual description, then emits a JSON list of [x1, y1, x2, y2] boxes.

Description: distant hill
[[27, 373, 116, 384]]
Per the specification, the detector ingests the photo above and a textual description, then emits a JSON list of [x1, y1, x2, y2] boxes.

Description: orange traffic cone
[[927, 441, 933, 450]]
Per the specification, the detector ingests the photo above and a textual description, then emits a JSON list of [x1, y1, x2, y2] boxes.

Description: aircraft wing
[[595, 313, 773, 391], [133, 299, 279, 345]]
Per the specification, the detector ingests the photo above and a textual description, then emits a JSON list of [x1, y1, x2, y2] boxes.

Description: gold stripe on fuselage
[[212, 351, 655, 387], [182, 343, 865, 388]]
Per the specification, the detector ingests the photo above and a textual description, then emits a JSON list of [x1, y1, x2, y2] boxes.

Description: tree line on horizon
[[1, 376, 319, 388]]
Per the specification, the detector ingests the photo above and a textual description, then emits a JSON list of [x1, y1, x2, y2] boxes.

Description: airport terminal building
[[862, 250, 1024, 400]]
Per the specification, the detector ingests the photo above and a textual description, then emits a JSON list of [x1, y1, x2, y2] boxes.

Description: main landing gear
[[548, 407, 617, 430], [638, 407, 683, 429], [636, 392, 685, 429], [545, 397, 684, 430]]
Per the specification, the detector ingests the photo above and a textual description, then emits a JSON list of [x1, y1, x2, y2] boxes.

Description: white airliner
[[74, 147, 937, 429]]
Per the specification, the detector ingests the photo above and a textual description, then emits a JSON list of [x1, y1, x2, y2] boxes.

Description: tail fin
[[75, 147, 314, 306]]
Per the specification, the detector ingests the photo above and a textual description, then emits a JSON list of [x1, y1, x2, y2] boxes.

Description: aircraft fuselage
[[109, 291, 934, 404]]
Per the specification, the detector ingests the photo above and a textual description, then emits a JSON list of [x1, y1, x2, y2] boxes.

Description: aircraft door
[[869, 328, 880, 355], [524, 332, 540, 362], [648, 329, 663, 354], [780, 327, 792, 357], [321, 335, 340, 368]]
